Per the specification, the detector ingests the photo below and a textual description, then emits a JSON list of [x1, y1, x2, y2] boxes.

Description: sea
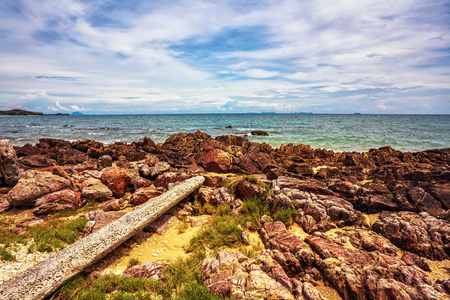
[[0, 114, 448, 153]]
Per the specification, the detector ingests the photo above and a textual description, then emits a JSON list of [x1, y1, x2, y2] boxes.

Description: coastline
[[1, 132, 449, 299]]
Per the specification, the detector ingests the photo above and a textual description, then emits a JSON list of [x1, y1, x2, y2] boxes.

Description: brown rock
[[273, 176, 333, 195], [143, 214, 174, 234], [18, 155, 56, 169], [97, 155, 112, 170], [123, 261, 168, 281], [82, 210, 127, 235], [407, 187, 444, 217], [235, 180, 267, 200], [0, 139, 20, 186], [130, 186, 163, 206], [101, 169, 131, 198], [6, 171, 72, 207], [98, 198, 121, 211], [11, 216, 46, 234], [203, 148, 233, 173], [368, 195, 397, 213], [150, 161, 171, 177], [81, 178, 113, 202], [0, 194, 11, 213], [33, 189, 80, 215]]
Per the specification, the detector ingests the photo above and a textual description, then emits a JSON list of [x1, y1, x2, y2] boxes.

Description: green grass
[[238, 197, 270, 230], [58, 258, 225, 300], [187, 215, 244, 259], [0, 216, 87, 256], [127, 257, 142, 269], [0, 246, 16, 261], [273, 209, 298, 227]]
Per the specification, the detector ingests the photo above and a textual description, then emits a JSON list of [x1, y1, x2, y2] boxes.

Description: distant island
[[70, 111, 86, 116], [0, 109, 43, 116]]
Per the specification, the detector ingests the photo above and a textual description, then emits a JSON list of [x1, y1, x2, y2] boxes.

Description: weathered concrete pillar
[[0, 176, 205, 300]]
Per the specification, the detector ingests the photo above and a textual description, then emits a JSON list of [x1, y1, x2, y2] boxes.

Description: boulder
[[200, 250, 312, 299], [373, 211, 450, 260], [98, 198, 122, 212], [11, 216, 46, 234], [33, 189, 80, 215], [251, 130, 269, 136], [150, 161, 171, 178], [101, 169, 131, 198], [97, 155, 112, 170], [18, 155, 56, 169], [81, 178, 113, 202], [235, 180, 267, 200], [130, 186, 163, 206], [203, 148, 233, 173], [6, 171, 72, 207], [0, 139, 20, 186]]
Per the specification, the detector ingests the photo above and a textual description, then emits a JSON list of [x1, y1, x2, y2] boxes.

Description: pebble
[[152, 254, 157, 257]]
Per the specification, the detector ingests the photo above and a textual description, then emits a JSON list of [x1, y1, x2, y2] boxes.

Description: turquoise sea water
[[0, 114, 448, 152]]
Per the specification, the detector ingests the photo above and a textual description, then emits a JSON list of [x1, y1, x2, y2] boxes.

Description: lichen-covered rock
[[200, 251, 324, 300], [210, 187, 234, 205], [6, 171, 72, 207], [305, 234, 446, 300], [80, 178, 113, 202], [235, 180, 267, 200], [149, 161, 171, 178], [372, 211, 450, 260], [293, 194, 362, 233], [0, 139, 20, 186], [32, 189, 80, 215], [101, 169, 131, 198], [123, 261, 168, 281]]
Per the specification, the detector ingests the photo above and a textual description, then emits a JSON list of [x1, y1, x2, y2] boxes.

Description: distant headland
[[0, 109, 70, 116], [0, 109, 43, 116]]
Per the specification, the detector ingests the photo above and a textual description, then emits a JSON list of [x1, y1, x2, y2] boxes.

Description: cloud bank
[[0, 0, 449, 114]]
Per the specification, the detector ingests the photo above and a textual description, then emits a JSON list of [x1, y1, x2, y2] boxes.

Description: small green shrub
[[273, 209, 298, 227], [0, 246, 16, 261], [187, 215, 243, 256], [127, 257, 142, 269], [239, 197, 269, 229]]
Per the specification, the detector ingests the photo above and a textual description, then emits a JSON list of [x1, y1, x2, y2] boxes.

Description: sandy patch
[[100, 219, 202, 275], [427, 259, 450, 283]]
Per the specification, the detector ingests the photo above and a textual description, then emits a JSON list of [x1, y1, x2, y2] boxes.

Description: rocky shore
[[0, 131, 449, 299]]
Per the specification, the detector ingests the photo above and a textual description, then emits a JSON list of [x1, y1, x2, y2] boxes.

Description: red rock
[[101, 169, 131, 198], [368, 195, 397, 213], [33, 189, 80, 215], [0, 139, 20, 186], [203, 148, 233, 173], [273, 176, 333, 195], [154, 172, 190, 189], [98, 198, 121, 211], [18, 155, 55, 169], [97, 155, 112, 170], [235, 180, 267, 200], [407, 187, 444, 217], [150, 161, 171, 177], [81, 178, 113, 202], [6, 171, 72, 207], [129, 186, 162, 206]]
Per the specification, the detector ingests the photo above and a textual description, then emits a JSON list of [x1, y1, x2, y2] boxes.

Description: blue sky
[[0, 0, 449, 114]]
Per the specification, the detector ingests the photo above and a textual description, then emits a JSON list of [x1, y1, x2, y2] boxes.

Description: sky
[[0, 0, 449, 114]]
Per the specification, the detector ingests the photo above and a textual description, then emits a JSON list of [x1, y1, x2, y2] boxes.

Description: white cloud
[[0, 0, 448, 114]]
